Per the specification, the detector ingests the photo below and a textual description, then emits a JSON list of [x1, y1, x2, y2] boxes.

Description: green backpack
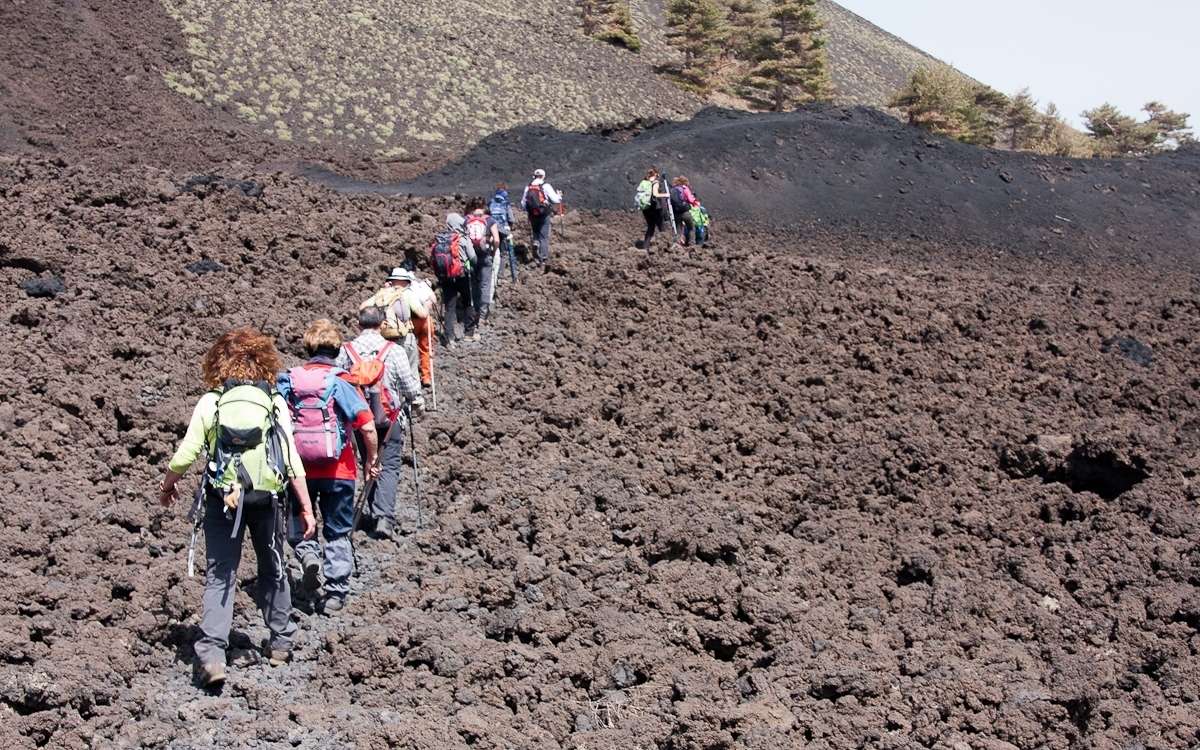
[[690, 205, 710, 228], [206, 382, 289, 501], [635, 179, 653, 210]]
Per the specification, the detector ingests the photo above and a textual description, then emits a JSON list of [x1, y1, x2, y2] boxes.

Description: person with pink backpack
[[277, 319, 381, 614], [669, 175, 701, 247]]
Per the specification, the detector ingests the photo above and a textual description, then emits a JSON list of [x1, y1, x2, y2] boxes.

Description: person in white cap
[[520, 168, 563, 268], [361, 268, 422, 378]]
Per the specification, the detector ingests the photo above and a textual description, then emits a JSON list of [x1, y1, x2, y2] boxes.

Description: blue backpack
[[489, 191, 511, 229]]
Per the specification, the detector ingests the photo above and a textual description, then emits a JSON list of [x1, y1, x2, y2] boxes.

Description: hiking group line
[[154, 166, 718, 689]]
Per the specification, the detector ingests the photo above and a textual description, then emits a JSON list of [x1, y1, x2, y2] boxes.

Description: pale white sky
[[836, 0, 1200, 129]]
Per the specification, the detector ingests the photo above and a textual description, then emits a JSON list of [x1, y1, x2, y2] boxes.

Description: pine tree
[[1033, 103, 1082, 157], [724, 0, 772, 62], [665, 0, 729, 91], [890, 65, 971, 139], [1004, 87, 1039, 150], [963, 86, 1008, 147], [580, 0, 641, 52], [1143, 101, 1195, 149], [1082, 103, 1155, 156], [741, 0, 831, 111]]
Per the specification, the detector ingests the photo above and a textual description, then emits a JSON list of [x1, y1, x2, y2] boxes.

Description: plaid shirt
[[336, 329, 424, 410]]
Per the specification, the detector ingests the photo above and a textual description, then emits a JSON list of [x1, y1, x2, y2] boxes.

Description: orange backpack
[[343, 342, 397, 430]]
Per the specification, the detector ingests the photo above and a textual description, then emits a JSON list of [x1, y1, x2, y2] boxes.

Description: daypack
[[670, 185, 695, 213], [690, 205, 710, 228], [430, 232, 467, 280], [489, 194, 511, 230], [635, 179, 653, 210], [344, 342, 398, 432], [360, 286, 412, 340], [206, 381, 289, 506], [465, 213, 490, 250], [203, 380, 290, 563], [525, 183, 548, 217], [285, 365, 347, 466]]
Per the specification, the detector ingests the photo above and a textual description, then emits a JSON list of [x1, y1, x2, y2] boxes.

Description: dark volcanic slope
[[2, 157, 1200, 749], [310, 106, 1200, 267]]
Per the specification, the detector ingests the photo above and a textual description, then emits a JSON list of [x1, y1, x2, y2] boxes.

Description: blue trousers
[[289, 478, 356, 595]]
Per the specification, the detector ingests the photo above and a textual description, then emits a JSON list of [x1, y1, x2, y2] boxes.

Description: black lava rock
[[186, 259, 225, 275], [1101, 336, 1153, 367], [20, 275, 65, 298]]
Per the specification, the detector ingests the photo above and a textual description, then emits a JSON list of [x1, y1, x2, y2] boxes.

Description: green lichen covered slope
[[159, 0, 701, 159]]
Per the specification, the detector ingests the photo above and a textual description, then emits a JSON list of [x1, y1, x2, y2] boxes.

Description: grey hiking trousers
[[194, 496, 296, 666], [401, 332, 419, 383], [530, 213, 552, 263], [369, 417, 407, 524]]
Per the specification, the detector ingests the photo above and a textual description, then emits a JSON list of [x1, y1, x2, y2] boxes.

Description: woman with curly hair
[[158, 328, 317, 688], [669, 176, 700, 247]]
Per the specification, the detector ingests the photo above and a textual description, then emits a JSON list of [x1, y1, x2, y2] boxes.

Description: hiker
[[398, 268, 437, 389], [157, 328, 317, 688], [277, 319, 380, 614], [691, 198, 712, 247], [520, 168, 563, 267], [635, 168, 670, 250], [336, 305, 425, 539], [490, 183, 517, 283], [429, 213, 476, 348], [360, 270, 419, 380], [465, 196, 501, 330], [670, 176, 700, 247]]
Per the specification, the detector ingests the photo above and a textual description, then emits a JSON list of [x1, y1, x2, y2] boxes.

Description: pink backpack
[[285, 365, 346, 466], [465, 213, 489, 250]]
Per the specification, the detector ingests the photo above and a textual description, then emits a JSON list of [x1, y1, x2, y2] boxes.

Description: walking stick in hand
[[406, 403, 425, 530], [427, 321, 438, 412]]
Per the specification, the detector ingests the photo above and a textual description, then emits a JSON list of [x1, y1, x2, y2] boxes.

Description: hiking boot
[[321, 594, 348, 614], [445, 340, 458, 352], [373, 518, 395, 540], [300, 552, 321, 592], [196, 660, 226, 688], [265, 646, 292, 667], [469, 332, 481, 343]]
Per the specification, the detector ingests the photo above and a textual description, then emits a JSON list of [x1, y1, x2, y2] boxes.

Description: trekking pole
[[349, 416, 397, 574], [663, 173, 678, 240], [349, 472, 376, 575], [427, 321, 438, 412], [487, 244, 501, 308], [406, 403, 424, 530], [185, 474, 207, 577]]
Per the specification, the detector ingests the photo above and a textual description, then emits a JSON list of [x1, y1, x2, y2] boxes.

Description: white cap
[[533, 169, 546, 179]]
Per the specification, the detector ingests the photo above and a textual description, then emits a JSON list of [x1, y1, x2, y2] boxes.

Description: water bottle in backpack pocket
[[285, 365, 347, 466]]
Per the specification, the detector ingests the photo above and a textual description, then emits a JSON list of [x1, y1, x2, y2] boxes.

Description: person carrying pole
[[520, 169, 564, 270], [659, 171, 678, 242], [337, 306, 425, 540], [157, 328, 317, 688]]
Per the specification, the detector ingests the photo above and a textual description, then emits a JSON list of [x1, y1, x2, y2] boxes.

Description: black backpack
[[670, 185, 689, 214]]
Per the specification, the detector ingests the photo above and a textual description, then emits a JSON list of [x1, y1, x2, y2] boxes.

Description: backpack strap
[[345, 343, 363, 364], [378, 342, 395, 360]]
